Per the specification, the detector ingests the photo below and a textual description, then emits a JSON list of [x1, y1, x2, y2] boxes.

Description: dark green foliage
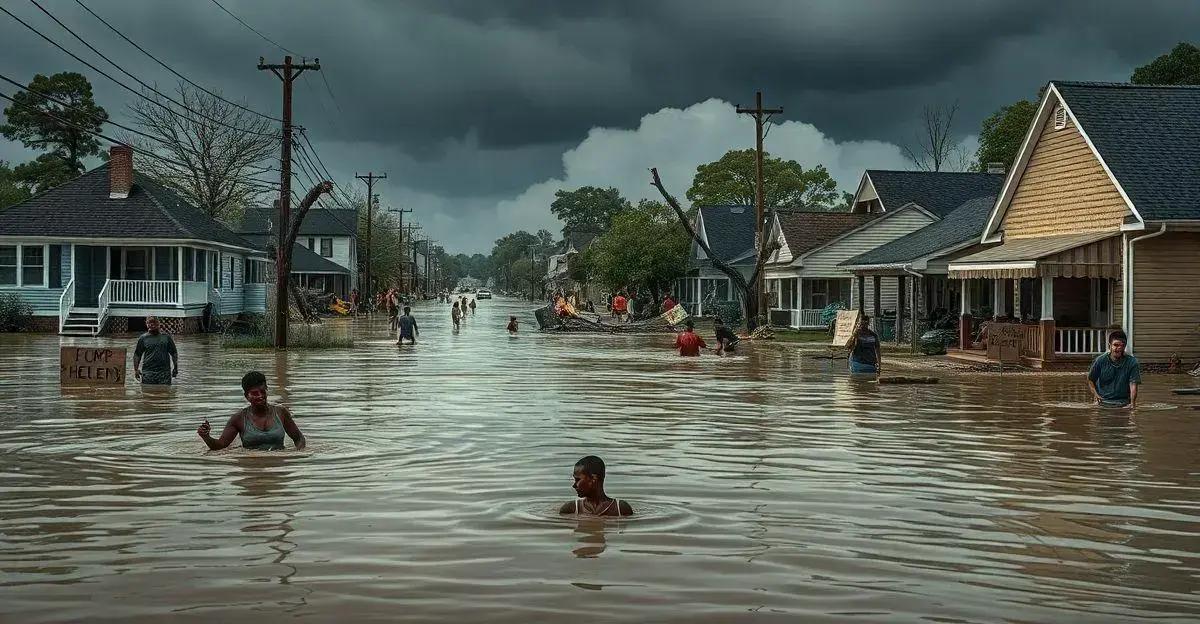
[[1132, 42, 1200, 85], [0, 292, 34, 332], [975, 99, 1036, 173]]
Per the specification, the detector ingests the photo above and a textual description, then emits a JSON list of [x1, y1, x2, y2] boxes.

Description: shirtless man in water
[[559, 455, 634, 517]]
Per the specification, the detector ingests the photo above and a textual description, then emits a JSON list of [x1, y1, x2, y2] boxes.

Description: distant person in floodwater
[[713, 315, 739, 355], [397, 306, 419, 345], [197, 371, 305, 451], [451, 301, 462, 331], [585, 300, 595, 313], [134, 316, 178, 385], [662, 293, 676, 313], [611, 291, 628, 322], [469, 298, 477, 315], [847, 315, 881, 374], [675, 319, 707, 356], [350, 288, 361, 318], [559, 455, 633, 517], [1087, 329, 1141, 408], [507, 315, 519, 334], [386, 289, 399, 331]]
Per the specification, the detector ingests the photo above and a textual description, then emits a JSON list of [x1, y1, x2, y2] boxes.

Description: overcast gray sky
[[2, 1, 1197, 253]]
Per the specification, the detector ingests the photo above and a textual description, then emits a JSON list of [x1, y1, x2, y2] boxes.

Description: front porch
[[948, 233, 1122, 368], [766, 276, 852, 330]]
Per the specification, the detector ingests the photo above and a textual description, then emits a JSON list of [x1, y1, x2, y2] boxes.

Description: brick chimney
[[109, 145, 133, 199]]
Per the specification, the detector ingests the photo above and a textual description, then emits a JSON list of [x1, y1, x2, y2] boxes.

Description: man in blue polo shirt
[[1087, 330, 1141, 408]]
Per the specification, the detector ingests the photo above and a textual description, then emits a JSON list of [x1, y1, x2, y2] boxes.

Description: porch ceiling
[[948, 232, 1121, 279]]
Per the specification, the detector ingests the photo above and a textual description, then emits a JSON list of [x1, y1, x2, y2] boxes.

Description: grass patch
[[772, 329, 833, 343], [221, 323, 354, 349]]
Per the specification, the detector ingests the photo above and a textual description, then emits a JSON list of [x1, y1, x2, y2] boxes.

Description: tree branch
[[650, 167, 751, 294]]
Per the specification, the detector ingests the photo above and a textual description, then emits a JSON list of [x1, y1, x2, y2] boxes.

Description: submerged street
[[1, 297, 1198, 622]]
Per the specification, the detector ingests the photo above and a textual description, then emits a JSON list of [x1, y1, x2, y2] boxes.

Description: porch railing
[[1055, 327, 1108, 355], [58, 278, 74, 333], [1020, 323, 1043, 359], [97, 280, 112, 335], [797, 309, 824, 329], [109, 279, 180, 305]]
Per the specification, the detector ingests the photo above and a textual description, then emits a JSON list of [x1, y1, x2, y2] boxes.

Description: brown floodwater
[[2, 297, 1199, 623]]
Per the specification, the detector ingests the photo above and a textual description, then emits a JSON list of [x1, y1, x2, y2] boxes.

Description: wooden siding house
[[0, 146, 271, 336], [947, 81, 1200, 367], [238, 206, 356, 299], [675, 206, 756, 317]]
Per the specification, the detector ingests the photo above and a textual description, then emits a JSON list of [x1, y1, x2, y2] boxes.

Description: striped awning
[[948, 232, 1121, 279]]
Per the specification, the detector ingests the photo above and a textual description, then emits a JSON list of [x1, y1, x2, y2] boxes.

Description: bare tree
[[650, 167, 778, 330], [127, 82, 279, 224], [903, 101, 966, 172]]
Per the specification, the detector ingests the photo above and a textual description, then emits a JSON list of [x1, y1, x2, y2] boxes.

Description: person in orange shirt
[[662, 293, 677, 313], [675, 319, 707, 356], [610, 291, 628, 322]]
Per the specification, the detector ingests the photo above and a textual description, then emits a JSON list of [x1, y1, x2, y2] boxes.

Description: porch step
[[60, 310, 102, 336]]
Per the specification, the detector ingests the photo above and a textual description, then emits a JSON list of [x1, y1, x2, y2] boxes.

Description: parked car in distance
[[476, 289, 492, 299]]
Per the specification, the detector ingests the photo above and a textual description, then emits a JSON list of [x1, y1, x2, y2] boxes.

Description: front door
[[74, 245, 109, 307]]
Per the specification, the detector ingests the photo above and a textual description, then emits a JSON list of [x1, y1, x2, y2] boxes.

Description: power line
[[318, 70, 345, 115], [209, 0, 301, 56], [71, 0, 281, 123], [2, 2, 277, 138], [294, 133, 355, 206]]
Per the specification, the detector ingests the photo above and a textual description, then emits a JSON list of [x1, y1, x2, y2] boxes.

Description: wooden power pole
[[389, 207, 412, 291], [355, 173, 386, 297], [259, 55, 320, 348], [736, 91, 783, 324]]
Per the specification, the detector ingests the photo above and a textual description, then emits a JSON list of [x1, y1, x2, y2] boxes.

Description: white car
[[476, 289, 492, 299]]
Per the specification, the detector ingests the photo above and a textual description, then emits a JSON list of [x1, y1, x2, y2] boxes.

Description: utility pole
[[424, 240, 436, 295], [259, 55, 320, 348], [388, 207, 412, 291], [402, 224, 422, 293], [736, 91, 783, 325], [355, 173, 386, 297], [527, 243, 538, 301]]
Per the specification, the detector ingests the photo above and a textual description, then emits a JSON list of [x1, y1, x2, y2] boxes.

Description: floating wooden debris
[[1171, 388, 1200, 395], [878, 376, 939, 385]]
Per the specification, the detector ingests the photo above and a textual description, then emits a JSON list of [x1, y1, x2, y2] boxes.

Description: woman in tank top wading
[[559, 455, 633, 517], [197, 371, 306, 451]]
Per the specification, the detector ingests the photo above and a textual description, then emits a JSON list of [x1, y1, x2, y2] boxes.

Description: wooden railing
[[97, 280, 111, 335], [1056, 328, 1108, 355], [58, 278, 74, 333], [109, 280, 179, 305], [1020, 323, 1042, 359]]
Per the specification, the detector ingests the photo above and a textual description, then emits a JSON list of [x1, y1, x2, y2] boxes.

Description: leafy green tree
[[0, 161, 32, 210], [11, 154, 77, 194], [549, 186, 630, 234], [686, 149, 839, 208], [584, 199, 689, 300], [1, 72, 108, 185], [490, 230, 540, 290], [1132, 42, 1200, 85], [974, 99, 1036, 173]]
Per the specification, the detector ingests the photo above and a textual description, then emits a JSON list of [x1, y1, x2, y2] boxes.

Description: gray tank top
[[240, 405, 285, 450]]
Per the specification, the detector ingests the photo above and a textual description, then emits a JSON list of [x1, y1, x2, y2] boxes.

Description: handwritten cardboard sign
[[60, 347, 126, 386], [832, 309, 861, 347], [663, 304, 688, 326], [987, 323, 1022, 364]]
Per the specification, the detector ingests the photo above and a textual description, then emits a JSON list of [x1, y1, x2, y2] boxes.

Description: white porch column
[[960, 279, 970, 315], [993, 278, 1007, 318], [1040, 276, 1055, 320], [177, 246, 184, 305]]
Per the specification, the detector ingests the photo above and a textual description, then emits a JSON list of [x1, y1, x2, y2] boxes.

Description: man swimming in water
[[397, 305, 419, 345], [196, 371, 306, 451], [559, 455, 634, 517]]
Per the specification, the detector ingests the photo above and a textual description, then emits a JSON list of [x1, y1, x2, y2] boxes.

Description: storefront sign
[[60, 347, 126, 386], [832, 309, 861, 347]]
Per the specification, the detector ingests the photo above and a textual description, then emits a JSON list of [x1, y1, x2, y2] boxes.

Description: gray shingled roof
[[0, 163, 261, 251], [1055, 81, 1200, 221], [238, 206, 357, 236], [867, 170, 1004, 218], [842, 195, 995, 267], [696, 205, 756, 263], [241, 234, 349, 274]]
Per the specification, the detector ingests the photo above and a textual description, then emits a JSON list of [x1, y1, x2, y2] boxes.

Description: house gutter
[[1124, 223, 1167, 353]]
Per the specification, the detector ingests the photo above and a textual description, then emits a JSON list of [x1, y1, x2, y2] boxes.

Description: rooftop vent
[[986, 162, 1006, 174], [1053, 105, 1067, 130], [729, 207, 746, 214]]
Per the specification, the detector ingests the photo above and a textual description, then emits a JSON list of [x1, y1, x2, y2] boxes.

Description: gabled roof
[[1053, 81, 1200, 221], [776, 210, 879, 259], [842, 195, 995, 268], [238, 206, 357, 236], [861, 170, 1004, 217], [695, 205, 756, 263], [241, 234, 349, 274], [0, 163, 260, 252]]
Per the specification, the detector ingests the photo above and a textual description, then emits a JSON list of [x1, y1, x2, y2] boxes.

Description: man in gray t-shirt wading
[[134, 316, 179, 385], [1087, 329, 1140, 408]]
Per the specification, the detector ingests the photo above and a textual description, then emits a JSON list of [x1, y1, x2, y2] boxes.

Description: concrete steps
[[60, 310, 100, 336]]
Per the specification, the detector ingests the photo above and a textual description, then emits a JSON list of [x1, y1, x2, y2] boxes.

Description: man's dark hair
[[685, 319, 695, 330], [403, 306, 411, 314], [575, 455, 605, 479], [241, 370, 267, 393], [1109, 329, 1128, 344]]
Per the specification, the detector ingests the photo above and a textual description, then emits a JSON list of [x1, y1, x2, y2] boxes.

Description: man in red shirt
[[675, 319, 706, 356], [611, 291, 628, 322], [662, 294, 677, 313]]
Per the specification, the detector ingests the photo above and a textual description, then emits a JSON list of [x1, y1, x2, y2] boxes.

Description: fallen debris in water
[[879, 376, 939, 385], [1171, 388, 1200, 395]]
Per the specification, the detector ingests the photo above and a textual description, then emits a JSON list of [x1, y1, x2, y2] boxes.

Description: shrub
[[0, 292, 33, 332], [711, 300, 743, 328]]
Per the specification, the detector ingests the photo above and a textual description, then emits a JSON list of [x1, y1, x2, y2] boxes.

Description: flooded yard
[[2, 297, 1199, 623]]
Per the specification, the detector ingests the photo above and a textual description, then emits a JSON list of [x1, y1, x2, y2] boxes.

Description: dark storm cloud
[[2, 0, 1199, 250]]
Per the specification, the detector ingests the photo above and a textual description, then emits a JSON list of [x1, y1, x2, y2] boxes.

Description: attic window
[[1053, 105, 1067, 130]]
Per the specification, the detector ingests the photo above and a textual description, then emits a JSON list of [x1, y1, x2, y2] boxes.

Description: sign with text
[[663, 304, 689, 326], [60, 347, 126, 386], [987, 323, 1023, 364], [832, 309, 861, 347]]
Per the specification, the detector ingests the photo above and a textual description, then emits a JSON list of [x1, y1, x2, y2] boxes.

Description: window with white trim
[[320, 237, 333, 257], [21, 245, 45, 286], [0, 246, 16, 285], [1053, 105, 1067, 130]]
